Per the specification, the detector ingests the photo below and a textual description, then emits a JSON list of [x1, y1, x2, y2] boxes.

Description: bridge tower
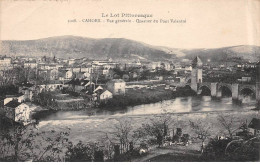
[[256, 61, 260, 108], [191, 56, 203, 92]]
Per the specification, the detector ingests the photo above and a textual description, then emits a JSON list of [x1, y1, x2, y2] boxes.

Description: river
[[37, 96, 257, 143]]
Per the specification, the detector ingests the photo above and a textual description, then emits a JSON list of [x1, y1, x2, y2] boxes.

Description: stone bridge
[[187, 82, 257, 102], [188, 56, 259, 105]]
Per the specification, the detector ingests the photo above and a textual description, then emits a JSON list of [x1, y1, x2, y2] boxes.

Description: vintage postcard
[[0, 0, 260, 162]]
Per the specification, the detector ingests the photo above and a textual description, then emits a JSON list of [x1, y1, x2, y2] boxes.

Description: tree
[[103, 118, 133, 155], [189, 119, 211, 154], [0, 67, 25, 86], [31, 129, 70, 162], [134, 114, 172, 147], [0, 117, 33, 161], [65, 141, 93, 162], [217, 114, 242, 139], [0, 115, 70, 161], [0, 85, 19, 97], [33, 91, 58, 110], [113, 118, 132, 144]]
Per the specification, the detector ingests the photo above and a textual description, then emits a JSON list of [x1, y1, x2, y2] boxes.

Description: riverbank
[[98, 86, 196, 109], [34, 99, 259, 161], [37, 106, 259, 144]]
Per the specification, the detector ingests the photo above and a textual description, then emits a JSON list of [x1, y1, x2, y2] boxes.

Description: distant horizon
[[1, 0, 260, 49], [2, 35, 260, 50]]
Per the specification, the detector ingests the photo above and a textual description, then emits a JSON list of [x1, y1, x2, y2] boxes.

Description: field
[[38, 109, 259, 145]]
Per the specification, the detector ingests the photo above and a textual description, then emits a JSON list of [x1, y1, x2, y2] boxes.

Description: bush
[[201, 137, 260, 161], [65, 141, 93, 162], [201, 138, 231, 161]]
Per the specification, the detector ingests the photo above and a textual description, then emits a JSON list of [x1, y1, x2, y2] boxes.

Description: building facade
[[106, 79, 126, 95], [191, 56, 203, 92]]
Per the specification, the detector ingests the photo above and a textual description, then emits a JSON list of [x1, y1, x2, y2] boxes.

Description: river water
[[40, 96, 256, 119], [38, 96, 257, 142]]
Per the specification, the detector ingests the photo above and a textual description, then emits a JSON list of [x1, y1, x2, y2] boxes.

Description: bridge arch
[[218, 84, 232, 97], [184, 84, 192, 89], [199, 83, 211, 90], [217, 83, 232, 92], [185, 77, 191, 83], [239, 86, 256, 98], [198, 85, 211, 96]]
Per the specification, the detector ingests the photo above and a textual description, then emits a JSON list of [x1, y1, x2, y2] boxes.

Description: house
[[106, 79, 126, 95], [0, 57, 12, 70], [38, 69, 48, 79], [92, 60, 118, 69], [149, 62, 161, 70], [46, 64, 58, 70], [18, 81, 34, 93], [174, 76, 186, 83], [19, 88, 33, 101], [164, 76, 175, 83], [4, 101, 42, 125], [17, 82, 35, 101], [102, 68, 110, 75], [35, 85, 50, 93], [4, 100, 21, 120], [48, 68, 59, 80], [81, 66, 93, 73], [66, 79, 93, 93], [93, 86, 113, 102], [100, 90, 113, 101], [93, 86, 104, 93], [122, 74, 130, 82], [185, 66, 192, 71], [58, 70, 67, 81], [65, 70, 74, 80], [130, 72, 138, 79], [75, 72, 85, 79], [85, 81, 95, 93], [36, 83, 63, 93], [4, 94, 25, 105], [68, 59, 75, 65], [163, 62, 172, 71], [154, 76, 164, 81], [83, 72, 91, 79], [0, 57, 12, 66], [106, 69, 115, 79], [71, 68, 81, 73], [75, 79, 89, 92], [24, 62, 37, 68]]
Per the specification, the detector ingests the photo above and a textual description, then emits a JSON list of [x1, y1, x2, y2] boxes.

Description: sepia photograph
[[0, 0, 260, 162]]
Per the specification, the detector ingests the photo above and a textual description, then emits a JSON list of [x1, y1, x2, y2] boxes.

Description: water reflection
[[41, 96, 256, 121]]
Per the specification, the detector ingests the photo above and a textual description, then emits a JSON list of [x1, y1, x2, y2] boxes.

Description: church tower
[[191, 56, 203, 92], [256, 61, 260, 108]]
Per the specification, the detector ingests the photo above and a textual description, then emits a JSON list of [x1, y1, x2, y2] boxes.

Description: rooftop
[[18, 81, 34, 88], [108, 79, 125, 83], [66, 78, 90, 86], [192, 56, 203, 67], [5, 100, 21, 108]]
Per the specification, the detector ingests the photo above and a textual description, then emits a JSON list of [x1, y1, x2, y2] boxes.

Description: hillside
[[0, 36, 259, 63], [0, 36, 178, 61], [182, 45, 260, 63]]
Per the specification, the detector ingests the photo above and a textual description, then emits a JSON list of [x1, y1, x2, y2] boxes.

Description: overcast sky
[[1, 0, 259, 48]]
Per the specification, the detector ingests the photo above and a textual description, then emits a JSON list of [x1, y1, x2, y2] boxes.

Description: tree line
[[0, 112, 259, 162]]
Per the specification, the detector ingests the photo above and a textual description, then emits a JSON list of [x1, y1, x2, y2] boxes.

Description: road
[[132, 143, 201, 162]]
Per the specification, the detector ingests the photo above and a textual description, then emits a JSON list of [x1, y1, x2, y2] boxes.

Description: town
[[0, 53, 259, 162], [1, 0, 260, 162], [0, 54, 259, 125]]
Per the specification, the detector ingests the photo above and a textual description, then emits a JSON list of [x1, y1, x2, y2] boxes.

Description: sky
[[0, 0, 260, 49]]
